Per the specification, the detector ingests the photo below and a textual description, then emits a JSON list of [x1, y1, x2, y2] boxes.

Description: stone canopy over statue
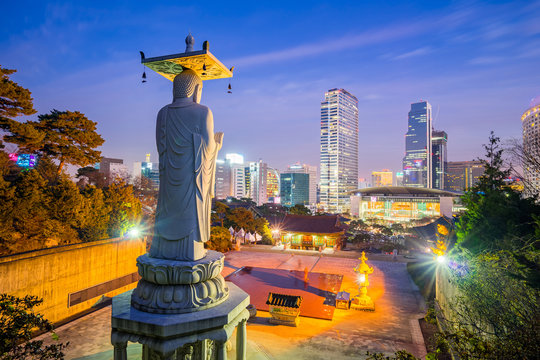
[[150, 68, 223, 262]]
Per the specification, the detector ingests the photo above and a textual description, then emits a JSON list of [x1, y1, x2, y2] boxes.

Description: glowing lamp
[[128, 228, 140, 237], [351, 251, 375, 311], [437, 255, 446, 264]]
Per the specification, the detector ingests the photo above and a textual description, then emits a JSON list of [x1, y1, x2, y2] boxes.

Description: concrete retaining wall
[[0, 237, 146, 324], [435, 265, 459, 322]]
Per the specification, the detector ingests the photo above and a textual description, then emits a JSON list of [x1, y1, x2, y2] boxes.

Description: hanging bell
[[227, 83, 232, 94], [142, 71, 147, 83], [202, 64, 207, 76]]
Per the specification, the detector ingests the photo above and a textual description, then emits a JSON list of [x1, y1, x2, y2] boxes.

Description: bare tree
[[506, 138, 540, 197]]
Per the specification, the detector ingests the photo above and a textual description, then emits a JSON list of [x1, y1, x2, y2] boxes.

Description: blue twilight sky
[[1, 0, 539, 179]]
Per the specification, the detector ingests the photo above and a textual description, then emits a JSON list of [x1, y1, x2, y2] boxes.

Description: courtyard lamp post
[[351, 251, 375, 311]]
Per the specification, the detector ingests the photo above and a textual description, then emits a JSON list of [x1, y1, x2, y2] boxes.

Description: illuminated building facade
[[432, 130, 448, 190], [133, 154, 159, 190], [280, 173, 309, 207], [214, 153, 247, 199], [8, 153, 37, 169], [522, 100, 540, 196], [215, 159, 232, 200], [395, 172, 404, 186], [232, 165, 247, 198], [266, 167, 280, 202], [403, 101, 432, 188], [99, 157, 125, 185], [446, 161, 484, 192], [350, 186, 456, 222], [320, 88, 359, 213], [249, 160, 268, 205], [284, 163, 317, 209], [371, 169, 393, 187]]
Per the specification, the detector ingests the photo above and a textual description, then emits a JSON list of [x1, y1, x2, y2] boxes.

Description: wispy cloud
[[393, 47, 431, 60], [469, 56, 504, 65], [226, 7, 477, 68], [227, 23, 428, 67]]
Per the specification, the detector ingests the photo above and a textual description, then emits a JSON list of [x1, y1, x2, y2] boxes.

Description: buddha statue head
[[173, 68, 203, 103]]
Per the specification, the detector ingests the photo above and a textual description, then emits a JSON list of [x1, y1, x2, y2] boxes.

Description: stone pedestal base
[[111, 284, 250, 360], [350, 294, 375, 311]]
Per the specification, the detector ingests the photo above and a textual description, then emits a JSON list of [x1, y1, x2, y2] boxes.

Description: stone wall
[[435, 265, 458, 322], [0, 237, 146, 324]]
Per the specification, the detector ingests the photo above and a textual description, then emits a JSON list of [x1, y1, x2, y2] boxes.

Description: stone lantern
[[351, 251, 375, 311]]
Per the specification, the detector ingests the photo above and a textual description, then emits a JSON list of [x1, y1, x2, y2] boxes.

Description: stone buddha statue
[[149, 68, 223, 262]]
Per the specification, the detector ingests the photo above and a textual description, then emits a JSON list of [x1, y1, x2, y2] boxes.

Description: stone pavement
[[38, 249, 426, 359]]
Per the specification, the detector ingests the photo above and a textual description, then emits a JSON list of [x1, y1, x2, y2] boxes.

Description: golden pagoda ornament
[[351, 251, 375, 311]]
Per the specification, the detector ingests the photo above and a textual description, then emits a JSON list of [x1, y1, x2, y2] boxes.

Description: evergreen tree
[[0, 67, 36, 120], [456, 132, 540, 254], [78, 186, 110, 242], [104, 180, 142, 238], [31, 110, 104, 174], [288, 204, 311, 215]]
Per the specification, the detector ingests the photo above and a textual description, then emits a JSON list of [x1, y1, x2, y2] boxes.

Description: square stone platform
[[226, 267, 342, 320], [111, 283, 250, 359]]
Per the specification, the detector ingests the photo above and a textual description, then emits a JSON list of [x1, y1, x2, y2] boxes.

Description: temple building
[[275, 214, 345, 250]]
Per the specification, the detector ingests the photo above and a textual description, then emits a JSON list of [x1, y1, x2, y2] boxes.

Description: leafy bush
[[0, 294, 68, 359], [205, 226, 232, 253]]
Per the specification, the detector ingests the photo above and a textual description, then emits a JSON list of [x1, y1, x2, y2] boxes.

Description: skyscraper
[[249, 160, 268, 205], [214, 153, 247, 200], [320, 88, 359, 213], [446, 161, 484, 192], [522, 99, 540, 196], [266, 167, 280, 202], [280, 173, 309, 207], [133, 153, 159, 190], [403, 101, 432, 188], [214, 159, 232, 200], [284, 163, 317, 209], [432, 130, 448, 190]]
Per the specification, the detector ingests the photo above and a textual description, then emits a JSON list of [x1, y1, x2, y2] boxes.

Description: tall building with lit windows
[[320, 88, 359, 213], [432, 130, 448, 190], [249, 160, 268, 206], [371, 169, 393, 187], [266, 167, 280, 202], [522, 98, 540, 196], [403, 101, 432, 188], [284, 163, 317, 209], [214, 153, 246, 200]]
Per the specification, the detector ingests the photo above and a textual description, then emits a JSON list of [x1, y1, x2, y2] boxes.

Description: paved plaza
[[38, 249, 426, 359]]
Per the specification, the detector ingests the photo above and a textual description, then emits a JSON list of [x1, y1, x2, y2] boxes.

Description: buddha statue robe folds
[[149, 69, 223, 261]]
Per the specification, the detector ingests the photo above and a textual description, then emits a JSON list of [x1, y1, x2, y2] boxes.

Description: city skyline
[[1, 1, 539, 179]]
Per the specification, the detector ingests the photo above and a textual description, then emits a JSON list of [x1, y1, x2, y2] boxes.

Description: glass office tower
[[320, 88, 359, 213], [280, 173, 309, 207], [432, 130, 448, 190], [403, 101, 432, 188]]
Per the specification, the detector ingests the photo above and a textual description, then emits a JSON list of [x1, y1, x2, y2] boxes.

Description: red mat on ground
[[226, 267, 343, 320]]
